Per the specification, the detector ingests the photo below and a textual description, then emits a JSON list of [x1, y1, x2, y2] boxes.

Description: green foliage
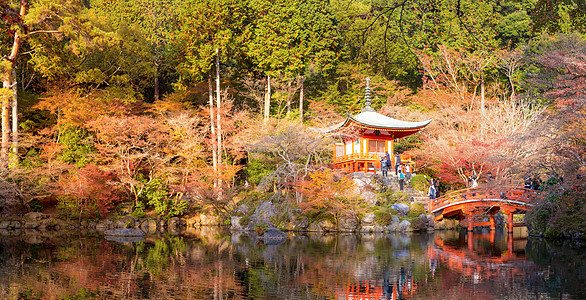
[[391, 191, 411, 204], [255, 223, 268, 235], [373, 207, 393, 226], [410, 217, 427, 231], [531, 0, 586, 34], [240, 216, 251, 227], [410, 175, 429, 192], [394, 135, 423, 153], [28, 199, 43, 212], [62, 288, 99, 300], [139, 178, 189, 218], [56, 195, 98, 221], [58, 126, 95, 168], [141, 178, 169, 211], [378, 190, 411, 206], [20, 149, 44, 170], [244, 0, 340, 77], [246, 158, 275, 185], [269, 211, 290, 230], [131, 201, 146, 219], [408, 203, 426, 218]]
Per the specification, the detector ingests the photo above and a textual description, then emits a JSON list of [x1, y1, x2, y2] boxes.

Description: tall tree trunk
[[11, 68, 18, 158], [209, 70, 217, 187], [480, 73, 485, 114], [286, 81, 291, 116], [509, 77, 515, 101], [0, 0, 27, 171], [154, 67, 160, 102], [299, 76, 304, 122], [215, 49, 222, 188], [264, 75, 271, 120], [1, 80, 10, 170]]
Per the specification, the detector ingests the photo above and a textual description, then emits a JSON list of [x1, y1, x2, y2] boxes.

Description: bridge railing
[[429, 186, 539, 212]]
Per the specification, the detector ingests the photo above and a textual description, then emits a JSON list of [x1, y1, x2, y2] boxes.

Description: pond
[[0, 228, 584, 299]]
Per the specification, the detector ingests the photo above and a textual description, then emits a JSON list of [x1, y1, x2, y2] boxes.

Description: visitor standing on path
[[399, 169, 405, 190], [405, 163, 411, 183], [395, 153, 401, 175], [380, 156, 388, 177], [428, 183, 436, 200]]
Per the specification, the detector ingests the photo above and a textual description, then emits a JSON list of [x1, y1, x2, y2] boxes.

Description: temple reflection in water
[[0, 227, 583, 299], [335, 228, 531, 300]]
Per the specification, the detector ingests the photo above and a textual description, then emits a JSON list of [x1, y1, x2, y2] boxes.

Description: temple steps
[[376, 171, 430, 210]]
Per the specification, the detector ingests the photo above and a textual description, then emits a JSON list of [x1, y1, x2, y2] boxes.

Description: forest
[[0, 0, 584, 236]]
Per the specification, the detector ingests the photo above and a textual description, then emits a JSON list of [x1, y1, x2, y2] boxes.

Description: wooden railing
[[429, 186, 538, 213], [333, 153, 379, 164]]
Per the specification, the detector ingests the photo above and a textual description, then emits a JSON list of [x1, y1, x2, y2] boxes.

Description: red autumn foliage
[[56, 164, 122, 218]]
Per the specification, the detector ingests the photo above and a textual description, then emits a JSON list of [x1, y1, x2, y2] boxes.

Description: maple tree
[[87, 115, 170, 206], [55, 164, 121, 220], [513, 33, 586, 177], [409, 86, 544, 188], [297, 168, 358, 225]]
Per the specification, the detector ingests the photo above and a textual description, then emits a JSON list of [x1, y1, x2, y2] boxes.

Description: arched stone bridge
[[429, 187, 539, 232]]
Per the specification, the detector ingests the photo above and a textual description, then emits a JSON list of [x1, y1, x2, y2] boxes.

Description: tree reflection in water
[[0, 228, 583, 299]]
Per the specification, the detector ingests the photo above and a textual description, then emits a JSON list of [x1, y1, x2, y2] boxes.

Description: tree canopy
[[0, 0, 583, 221]]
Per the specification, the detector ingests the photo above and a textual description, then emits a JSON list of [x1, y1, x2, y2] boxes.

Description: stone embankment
[[0, 172, 463, 239]]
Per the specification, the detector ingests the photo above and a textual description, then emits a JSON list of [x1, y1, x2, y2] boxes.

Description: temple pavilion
[[321, 78, 432, 173]]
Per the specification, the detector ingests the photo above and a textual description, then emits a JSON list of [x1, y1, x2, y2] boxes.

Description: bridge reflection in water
[[335, 230, 531, 300]]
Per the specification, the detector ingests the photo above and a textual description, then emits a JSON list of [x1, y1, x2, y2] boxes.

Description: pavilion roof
[[315, 77, 432, 137], [319, 111, 432, 133], [350, 111, 432, 130]]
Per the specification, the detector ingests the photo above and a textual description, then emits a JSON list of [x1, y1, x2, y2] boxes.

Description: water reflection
[[0, 228, 583, 299]]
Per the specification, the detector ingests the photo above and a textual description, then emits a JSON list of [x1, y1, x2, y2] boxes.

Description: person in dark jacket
[[380, 157, 388, 177]]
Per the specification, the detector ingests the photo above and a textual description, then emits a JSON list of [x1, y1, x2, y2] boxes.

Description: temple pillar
[[467, 230, 474, 251], [489, 213, 496, 231]]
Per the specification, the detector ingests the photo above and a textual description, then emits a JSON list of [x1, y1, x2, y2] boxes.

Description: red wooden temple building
[[321, 78, 432, 173]]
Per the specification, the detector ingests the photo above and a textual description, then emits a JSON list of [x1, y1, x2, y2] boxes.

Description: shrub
[[58, 126, 96, 168], [410, 174, 429, 192], [408, 202, 426, 218], [240, 216, 251, 227], [246, 158, 275, 185], [374, 207, 393, 226], [28, 199, 43, 212], [138, 177, 189, 218], [377, 190, 397, 206], [389, 191, 410, 203], [55, 164, 122, 219], [410, 217, 427, 231]]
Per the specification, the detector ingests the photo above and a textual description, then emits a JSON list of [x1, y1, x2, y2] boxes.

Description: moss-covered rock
[[525, 197, 586, 240]]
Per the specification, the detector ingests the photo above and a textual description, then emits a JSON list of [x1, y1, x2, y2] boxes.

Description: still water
[[0, 228, 584, 299]]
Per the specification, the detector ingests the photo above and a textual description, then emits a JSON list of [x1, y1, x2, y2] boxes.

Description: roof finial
[[363, 77, 375, 112]]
